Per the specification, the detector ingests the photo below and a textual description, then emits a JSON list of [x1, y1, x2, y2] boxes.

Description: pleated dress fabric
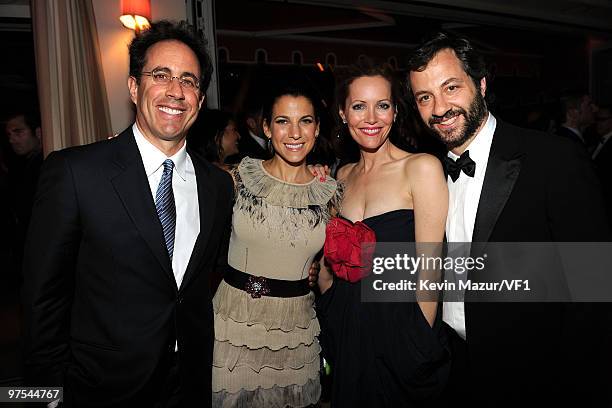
[[212, 157, 337, 407]]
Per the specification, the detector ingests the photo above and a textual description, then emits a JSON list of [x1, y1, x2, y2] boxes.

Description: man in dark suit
[[4, 110, 43, 285], [593, 105, 612, 224], [23, 21, 233, 406], [556, 90, 596, 149], [236, 103, 271, 160], [407, 32, 611, 406]]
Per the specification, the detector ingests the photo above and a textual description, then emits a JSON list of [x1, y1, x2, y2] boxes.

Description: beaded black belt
[[224, 266, 310, 298]]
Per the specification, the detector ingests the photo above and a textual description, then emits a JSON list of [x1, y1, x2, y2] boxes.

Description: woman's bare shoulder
[[405, 152, 444, 172], [402, 153, 445, 185]]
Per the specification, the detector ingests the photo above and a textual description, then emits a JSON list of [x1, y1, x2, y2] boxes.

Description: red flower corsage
[[324, 217, 376, 283]]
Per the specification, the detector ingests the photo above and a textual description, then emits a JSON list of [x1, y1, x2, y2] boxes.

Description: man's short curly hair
[[407, 32, 488, 94], [128, 20, 213, 93]]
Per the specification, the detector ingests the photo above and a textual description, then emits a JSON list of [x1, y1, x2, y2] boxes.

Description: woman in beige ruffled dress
[[212, 84, 337, 407]]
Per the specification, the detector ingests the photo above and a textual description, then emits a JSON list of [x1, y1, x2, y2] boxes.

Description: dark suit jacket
[[594, 137, 612, 224], [556, 125, 586, 148], [460, 120, 611, 406], [22, 128, 233, 406], [237, 133, 271, 161]]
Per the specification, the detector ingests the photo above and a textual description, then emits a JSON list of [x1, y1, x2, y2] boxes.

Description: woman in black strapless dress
[[317, 62, 450, 407]]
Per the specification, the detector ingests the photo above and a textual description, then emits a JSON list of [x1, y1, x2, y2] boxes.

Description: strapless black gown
[[317, 209, 450, 407]]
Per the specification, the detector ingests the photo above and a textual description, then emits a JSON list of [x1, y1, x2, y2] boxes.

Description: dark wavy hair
[[187, 109, 234, 163], [261, 83, 323, 126], [261, 82, 335, 165], [128, 20, 213, 93], [333, 60, 416, 160], [407, 32, 488, 95], [3, 109, 41, 131]]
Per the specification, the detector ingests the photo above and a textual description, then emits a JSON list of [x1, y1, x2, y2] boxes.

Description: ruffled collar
[[238, 157, 337, 208]]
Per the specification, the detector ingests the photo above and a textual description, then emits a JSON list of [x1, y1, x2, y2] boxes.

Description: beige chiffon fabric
[[212, 157, 337, 408]]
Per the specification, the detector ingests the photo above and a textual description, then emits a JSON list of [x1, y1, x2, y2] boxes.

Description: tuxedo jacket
[[22, 128, 233, 406], [461, 120, 611, 405]]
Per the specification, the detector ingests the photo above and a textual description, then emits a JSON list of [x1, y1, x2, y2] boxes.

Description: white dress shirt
[[443, 113, 496, 339], [133, 123, 200, 288]]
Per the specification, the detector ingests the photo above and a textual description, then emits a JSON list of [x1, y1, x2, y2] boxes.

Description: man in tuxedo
[[593, 105, 612, 223], [407, 32, 611, 406], [23, 21, 233, 406], [556, 90, 596, 149]]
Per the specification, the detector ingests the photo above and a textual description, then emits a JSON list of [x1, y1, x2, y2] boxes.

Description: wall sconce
[[120, 0, 151, 33]]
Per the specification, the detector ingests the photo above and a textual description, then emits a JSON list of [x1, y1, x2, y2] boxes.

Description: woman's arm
[[407, 154, 448, 327]]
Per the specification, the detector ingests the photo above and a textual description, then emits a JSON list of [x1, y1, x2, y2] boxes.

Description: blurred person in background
[[237, 99, 271, 160], [592, 105, 612, 224], [0, 141, 16, 287], [188, 109, 241, 171], [4, 109, 43, 285], [556, 91, 597, 150]]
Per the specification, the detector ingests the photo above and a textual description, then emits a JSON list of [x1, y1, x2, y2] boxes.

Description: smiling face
[[263, 95, 319, 166], [128, 40, 204, 147], [409, 48, 488, 152], [340, 75, 396, 151]]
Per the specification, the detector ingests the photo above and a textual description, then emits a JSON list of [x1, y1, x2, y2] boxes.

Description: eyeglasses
[[141, 69, 200, 91]]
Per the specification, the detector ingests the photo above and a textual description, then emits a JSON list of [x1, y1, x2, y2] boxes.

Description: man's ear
[[35, 127, 42, 141], [128, 76, 138, 104], [198, 93, 206, 109], [479, 77, 487, 98]]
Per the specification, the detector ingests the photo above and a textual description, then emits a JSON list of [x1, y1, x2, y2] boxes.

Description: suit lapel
[[180, 151, 217, 292], [472, 121, 524, 245], [109, 129, 176, 288]]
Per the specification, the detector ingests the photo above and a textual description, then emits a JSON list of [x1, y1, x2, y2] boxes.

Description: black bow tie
[[444, 150, 476, 182]]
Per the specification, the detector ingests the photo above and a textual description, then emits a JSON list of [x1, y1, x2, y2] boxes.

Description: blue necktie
[[155, 159, 176, 261]]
